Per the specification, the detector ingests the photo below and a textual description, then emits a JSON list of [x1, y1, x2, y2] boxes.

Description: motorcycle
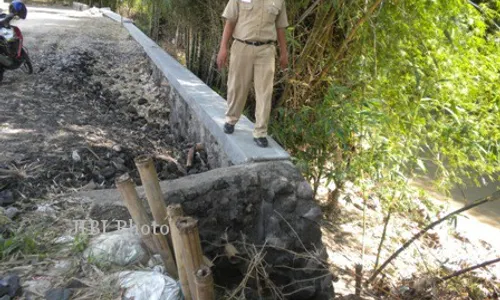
[[0, 2, 32, 83]]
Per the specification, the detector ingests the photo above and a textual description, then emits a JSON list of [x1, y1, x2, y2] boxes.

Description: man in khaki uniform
[[217, 0, 289, 148]]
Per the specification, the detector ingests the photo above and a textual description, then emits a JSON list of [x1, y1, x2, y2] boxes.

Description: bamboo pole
[[135, 155, 169, 223], [115, 173, 156, 252], [177, 217, 204, 299], [195, 265, 214, 300], [134, 155, 177, 277], [151, 225, 178, 278], [167, 204, 192, 300]]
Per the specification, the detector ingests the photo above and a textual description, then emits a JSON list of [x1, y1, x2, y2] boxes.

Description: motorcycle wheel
[[20, 49, 33, 74]]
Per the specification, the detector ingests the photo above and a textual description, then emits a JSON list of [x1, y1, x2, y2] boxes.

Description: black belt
[[235, 38, 276, 46]]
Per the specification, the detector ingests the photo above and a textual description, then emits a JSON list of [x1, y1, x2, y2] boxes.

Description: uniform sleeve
[[222, 0, 238, 21], [276, 1, 289, 28]]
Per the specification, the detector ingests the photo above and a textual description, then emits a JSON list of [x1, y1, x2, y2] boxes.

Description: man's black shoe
[[223, 123, 234, 134], [253, 137, 268, 148]]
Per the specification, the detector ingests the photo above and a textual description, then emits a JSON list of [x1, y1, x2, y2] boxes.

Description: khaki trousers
[[225, 40, 276, 138]]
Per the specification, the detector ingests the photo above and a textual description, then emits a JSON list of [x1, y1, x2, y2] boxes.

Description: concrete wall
[[101, 11, 289, 168]]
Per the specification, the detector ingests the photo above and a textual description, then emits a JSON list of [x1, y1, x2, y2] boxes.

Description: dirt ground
[[1, 6, 207, 202]]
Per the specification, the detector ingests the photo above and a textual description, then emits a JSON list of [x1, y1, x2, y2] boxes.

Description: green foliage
[[0, 230, 42, 260], [274, 0, 500, 200], [349, 0, 500, 190], [123, 0, 500, 205], [72, 232, 89, 254]]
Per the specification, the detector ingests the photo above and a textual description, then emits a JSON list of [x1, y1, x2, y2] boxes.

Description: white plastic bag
[[84, 228, 147, 266], [118, 270, 181, 300]]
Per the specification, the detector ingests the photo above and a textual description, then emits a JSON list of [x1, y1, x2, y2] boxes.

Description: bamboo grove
[[97, 0, 500, 205]]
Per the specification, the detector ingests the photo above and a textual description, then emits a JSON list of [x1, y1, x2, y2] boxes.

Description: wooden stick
[[355, 264, 363, 296], [115, 173, 156, 252], [134, 155, 177, 277], [186, 143, 204, 168], [155, 153, 187, 175], [438, 257, 500, 283], [177, 217, 204, 299], [374, 208, 392, 270], [167, 204, 192, 300], [195, 265, 214, 300]]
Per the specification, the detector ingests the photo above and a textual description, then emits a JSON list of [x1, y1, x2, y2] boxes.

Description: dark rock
[[266, 215, 281, 233], [272, 177, 295, 195], [126, 105, 138, 115], [45, 288, 72, 300], [275, 194, 297, 213], [264, 189, 275, 203], [295, 218, 322, 247], [0, 191, 14, 207], [111, 157, 125, 166], [5, 208, 19, 220], [101, 166, 116, 179], [0, 275, 21, 297], [137, 98, 148, 105], [65, 278, 89, 289], [219, 197, 229, 206], [102, 89, 112, 99], [134, 117, 147, 126], [213, 179, 229, 190], [166, 161, 178, 173], [296, 181, 314, 200], [112, 163, 127, 172], [95, 160, 108, 168], [301, 206, 322, 222]]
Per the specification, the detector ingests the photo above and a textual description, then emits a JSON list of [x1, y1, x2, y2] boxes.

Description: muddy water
[[412, 175, 500, 250], [413, 174, 499, 226]]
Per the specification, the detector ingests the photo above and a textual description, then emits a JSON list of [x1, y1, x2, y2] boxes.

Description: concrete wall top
[[101, 10, 290, 165]]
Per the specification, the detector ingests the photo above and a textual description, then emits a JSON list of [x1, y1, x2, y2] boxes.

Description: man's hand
[[279, 52, 288, 70], [217, 48, 228, 70], [218, 20, 236, 71]]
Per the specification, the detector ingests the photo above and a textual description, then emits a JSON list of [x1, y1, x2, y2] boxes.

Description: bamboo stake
[[134, 155, 177, 277], [151, 225, 178, 278], [135, 155, 169, 223], [177, 217, 204, 300], [115, 173, 156, 251], [195, 265, 214, 300], [167, 204, 192, 300]]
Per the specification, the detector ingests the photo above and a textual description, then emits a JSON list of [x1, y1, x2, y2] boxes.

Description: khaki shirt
[[222, 0, 289, 42]]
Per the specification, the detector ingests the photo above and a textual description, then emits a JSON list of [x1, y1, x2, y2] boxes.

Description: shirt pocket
[[239, 2, 253, 17], [265, 4, 280, 24]]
